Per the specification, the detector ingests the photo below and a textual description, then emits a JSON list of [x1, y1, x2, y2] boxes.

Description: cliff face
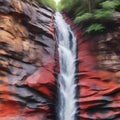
[[64, 13, 120, 120], [78, 29, 120, 120], [0, 0, 58, 119], [1, 0, 120, 120]]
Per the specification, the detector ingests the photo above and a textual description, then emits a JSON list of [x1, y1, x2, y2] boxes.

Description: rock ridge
[[0, 0, 58, 119]]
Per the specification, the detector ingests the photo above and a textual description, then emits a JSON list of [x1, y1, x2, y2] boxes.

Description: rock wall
[[64, 14, 120, 120], [0, 0, 58, 120], [0, 0, 120, 120]]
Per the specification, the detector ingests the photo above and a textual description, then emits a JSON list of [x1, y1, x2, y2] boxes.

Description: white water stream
[[54, 12, 78, 120]]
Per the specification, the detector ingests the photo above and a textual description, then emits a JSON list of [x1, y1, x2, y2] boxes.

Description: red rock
[[0, 0, 58, 119], [63, 14, 120, 120], [24, 67, 55, 100]]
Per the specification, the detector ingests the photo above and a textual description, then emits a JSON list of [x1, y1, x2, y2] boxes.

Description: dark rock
[[63, 14, 120, 120], [0, 0, 58, 119]]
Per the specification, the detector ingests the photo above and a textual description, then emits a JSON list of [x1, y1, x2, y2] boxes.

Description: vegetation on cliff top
[[58, 0, 120, 33], [36, 0, 56, 10], [36, 0, 120, 33]]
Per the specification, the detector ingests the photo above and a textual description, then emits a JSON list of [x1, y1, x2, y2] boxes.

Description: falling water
[[54, 12, 78, 120]]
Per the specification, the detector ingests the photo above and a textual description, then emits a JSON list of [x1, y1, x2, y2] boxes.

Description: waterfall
[[54, 12, 78, 120]]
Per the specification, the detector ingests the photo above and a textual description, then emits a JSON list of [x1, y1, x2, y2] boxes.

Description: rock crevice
[[0, 0, 58, 119]]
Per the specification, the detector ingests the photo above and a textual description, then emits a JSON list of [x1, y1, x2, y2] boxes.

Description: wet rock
[[0, 0, 58, 119], [64, 14, 120, 119]]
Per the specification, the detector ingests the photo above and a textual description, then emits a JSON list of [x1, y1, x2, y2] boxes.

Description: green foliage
[[101, 0, 120, 9], [36, 0, 57, 10], [58, 0, 81, 11], [94, 9, 114, 19], [58, 0, 120, 33], [35, 0, 120, 33], [86, 23, 105, 32], [74, 13, 92, 23]]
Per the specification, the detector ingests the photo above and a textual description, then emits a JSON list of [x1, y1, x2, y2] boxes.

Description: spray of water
[[54, 12, 78, 120]]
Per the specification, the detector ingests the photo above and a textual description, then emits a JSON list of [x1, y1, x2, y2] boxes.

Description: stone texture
[[94, 28, 120, 72], [63, 13, 120, 120], [0, 0, 58, 119], [1, 0, 120, 119]]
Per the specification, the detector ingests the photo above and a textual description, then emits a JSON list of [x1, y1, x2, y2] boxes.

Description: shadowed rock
[[0, 0, 58, 119], [63, 13, 120, 120]]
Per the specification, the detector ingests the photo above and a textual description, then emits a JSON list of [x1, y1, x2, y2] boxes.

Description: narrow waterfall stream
[[54, 12, 78, 120]]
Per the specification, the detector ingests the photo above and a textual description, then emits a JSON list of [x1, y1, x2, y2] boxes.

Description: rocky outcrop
[[1, 0, 120, 119], [0, 0, 58, 119], [63, 13, 120, 120], [78, 31, 120, 120]]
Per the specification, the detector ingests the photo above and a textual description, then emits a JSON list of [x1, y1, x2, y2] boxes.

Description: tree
[[58, 0, 120, 33]]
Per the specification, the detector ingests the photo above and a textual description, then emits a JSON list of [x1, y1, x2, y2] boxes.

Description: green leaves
[[36, 0, 57, 10], [86, 23, 105, 32], [71, 0, 120, 33], [94, 9, 114, 19], [35, 0, 120, 33], [101, 0, 120, 9], [74, 13, 92, 23]]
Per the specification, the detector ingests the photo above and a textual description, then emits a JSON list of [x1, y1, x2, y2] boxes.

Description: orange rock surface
[[0, 0, 58, 119]]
